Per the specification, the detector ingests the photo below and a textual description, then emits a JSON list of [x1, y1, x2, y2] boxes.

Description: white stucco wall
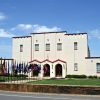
[[12, 32, 100, 77], [31, 32, 66, 61], [63, 34, 88, 75], [85, 58, 100, 76], [12, 36, 32, 63]]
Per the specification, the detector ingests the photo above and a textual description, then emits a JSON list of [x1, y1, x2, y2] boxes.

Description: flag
[[21, 63, 23, 73], [12, 60, 16, 74], [24, 65, 27, 74], [37, 64, 41, 73], [25, 62, 29, 73], [33, 64, 38, 71], [33, 64, 41, 73], [38, 65, 41, 73], [18, 63, 21, 73], [28, 64, 32, 70], [7, 61, 9, 75], [3, 61, 7, 75], [16, 62, 19, 74]]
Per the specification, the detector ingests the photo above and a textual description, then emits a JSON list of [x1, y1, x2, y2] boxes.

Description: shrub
[[0, 76, 6, 82], [99, 77, 100, 79], [66, 75, 87, 78], [14, 74, 28, 77], [88, 75, 98, 79], [0, 79, 5, 82], [50, 77, 57, 80], [0, 74, 10, 76]]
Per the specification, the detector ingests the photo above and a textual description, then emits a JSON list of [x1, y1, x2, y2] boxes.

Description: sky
[[0, 0, 100, 58]]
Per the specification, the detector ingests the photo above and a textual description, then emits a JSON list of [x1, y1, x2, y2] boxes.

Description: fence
[[0, 58, 41, 83]]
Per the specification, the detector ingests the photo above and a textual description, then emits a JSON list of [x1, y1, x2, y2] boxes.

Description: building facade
[[12, 31, 100, 78]]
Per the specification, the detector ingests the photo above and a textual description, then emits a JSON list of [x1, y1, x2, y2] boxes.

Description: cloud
[[0, 12, 6, 21], [11, 24, 61, 33], [90, 29, 100, 39], [75, 30, 81, 33], [33, 24, 61, 33], [11, 24, 33, 31], [0, 29, 15, 38]]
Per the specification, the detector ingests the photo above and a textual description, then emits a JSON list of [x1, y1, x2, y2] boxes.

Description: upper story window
[[59, 39, 60, 41], [74, 63, 78, 71], [20, 45, 23, 52], [57, 43, 62, 51], [96, 63, 100, 73], [36, 40, 38, 42], [47, 39, 49, 42], [46, 44, 50, 51], [35, 44, 39, 51], [74, 42, 78, 50]]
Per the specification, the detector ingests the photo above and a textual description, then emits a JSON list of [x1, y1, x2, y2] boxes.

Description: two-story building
[[12, 31, 100, 78]]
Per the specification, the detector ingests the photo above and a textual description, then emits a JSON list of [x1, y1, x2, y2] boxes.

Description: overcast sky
[[0, 0, 100, 58]]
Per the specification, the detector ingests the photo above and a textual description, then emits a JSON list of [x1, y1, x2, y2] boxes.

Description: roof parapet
[[31, 31, 67, 34], [12, 36, 31, 38], [65, 33, 87, 35]]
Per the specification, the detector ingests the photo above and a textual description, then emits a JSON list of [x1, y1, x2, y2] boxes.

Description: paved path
[[0, 90, 100, 100]]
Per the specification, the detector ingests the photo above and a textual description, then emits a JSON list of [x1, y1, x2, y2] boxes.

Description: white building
[[12, 31, 100, 78]]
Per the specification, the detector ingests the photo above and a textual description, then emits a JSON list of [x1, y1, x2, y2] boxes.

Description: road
[[0, 90, 100, 100]]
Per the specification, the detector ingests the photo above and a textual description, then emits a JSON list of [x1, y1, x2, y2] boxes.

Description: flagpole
[[8, 60, 9, 83]]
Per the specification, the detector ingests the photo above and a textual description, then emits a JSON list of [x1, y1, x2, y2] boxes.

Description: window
[[57, 43, 62, 51], [74, 63, 78, 71], [20, 45, 23, 52], [74, 42, 78, 50], [35, 44, 39, 51], [36, 40, 38, 42], [96, 63, 100, 73], [46, 44, 50, 51], [47, 39, 49, 41]]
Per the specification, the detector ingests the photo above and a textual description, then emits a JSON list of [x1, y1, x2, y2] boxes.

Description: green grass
[[28, 79, 100, 86]]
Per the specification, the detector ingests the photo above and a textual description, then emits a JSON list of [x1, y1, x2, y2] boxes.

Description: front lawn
[[28, 79, 100, 86]]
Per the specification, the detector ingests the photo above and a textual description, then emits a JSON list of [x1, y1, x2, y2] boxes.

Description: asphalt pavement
[[0, 90, 100, 100]]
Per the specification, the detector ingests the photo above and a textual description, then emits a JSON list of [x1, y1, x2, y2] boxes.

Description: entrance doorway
[[55, 64, 62, 77], [32, 64, 39, 76], [43, 64, 50, 77]]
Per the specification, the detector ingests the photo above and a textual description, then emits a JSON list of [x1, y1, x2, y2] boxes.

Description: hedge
[[66, 75, 87, 78], [88, 75, 98, 79]]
